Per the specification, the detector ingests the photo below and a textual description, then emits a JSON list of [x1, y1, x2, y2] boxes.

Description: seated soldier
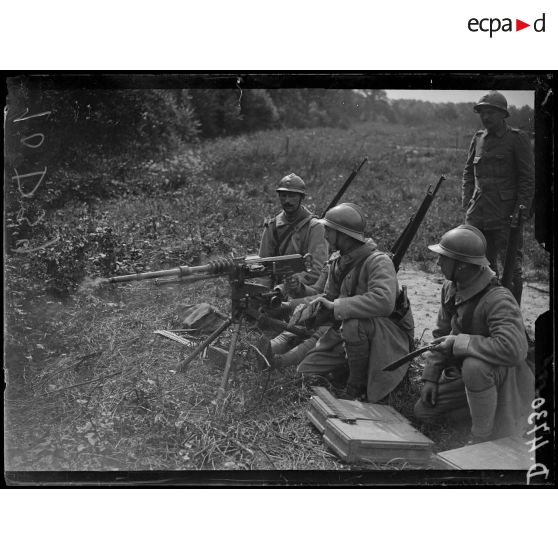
[[295, 203, 415, 401], [414, 225, 534, 443], [259, 173, 328, 288]]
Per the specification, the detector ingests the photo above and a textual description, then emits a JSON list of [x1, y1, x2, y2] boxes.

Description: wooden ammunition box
[[435, 436, 534, 470], [323, 418, 434, 465], [307, 388, 410, 434], [307, 387, 433, 465]]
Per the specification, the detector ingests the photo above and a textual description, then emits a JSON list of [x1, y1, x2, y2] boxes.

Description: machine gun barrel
[[100, 254, 310, 285]]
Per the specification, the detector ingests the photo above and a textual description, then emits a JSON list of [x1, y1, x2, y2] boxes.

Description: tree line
[[6, 84, 534, 167]]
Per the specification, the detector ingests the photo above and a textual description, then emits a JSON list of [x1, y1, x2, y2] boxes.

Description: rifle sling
[[272, 214, 314, 256], [458, 282, 498, 334]]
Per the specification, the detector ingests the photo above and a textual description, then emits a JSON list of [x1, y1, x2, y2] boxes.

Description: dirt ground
[[398, 264, 549, 342]]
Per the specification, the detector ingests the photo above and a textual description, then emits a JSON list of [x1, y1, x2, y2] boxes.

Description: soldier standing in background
[[259, 173, 328, 288], [462, 90, 535, 304]]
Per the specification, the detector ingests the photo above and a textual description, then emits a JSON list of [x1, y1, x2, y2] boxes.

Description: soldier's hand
[[421, 381, 439, 407], [431, 335, 456, 356], [312, 296, 334, 312], [285, 274, 303, 297]]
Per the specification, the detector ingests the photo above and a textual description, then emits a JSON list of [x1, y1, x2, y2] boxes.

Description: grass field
[[4, 120, 549, 474]]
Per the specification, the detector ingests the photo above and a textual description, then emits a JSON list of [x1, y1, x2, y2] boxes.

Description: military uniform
[[414, 266, 534, 439], [462, 123, 534, 302], [259, 206, 328, 285], [297, 239, 415, 402]]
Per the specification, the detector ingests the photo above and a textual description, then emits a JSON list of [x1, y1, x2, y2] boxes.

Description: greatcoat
[[298, 239, 415, 402], [422, 266, 534, 437]]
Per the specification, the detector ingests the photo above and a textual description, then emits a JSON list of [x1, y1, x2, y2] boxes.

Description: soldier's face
[[437, 255, 457, 280], [478, 107, 506, 133], [324, 226, 339, 249], [278, 192, 303, 215]]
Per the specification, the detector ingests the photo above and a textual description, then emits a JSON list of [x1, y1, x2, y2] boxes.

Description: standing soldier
[[462, 90, 535, 304], [295, 203, 414, 402], [414, 225, 534, 443], [259, 173, 328, 287]]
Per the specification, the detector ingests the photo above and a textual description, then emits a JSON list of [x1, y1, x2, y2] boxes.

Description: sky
[[385, 90, 534, 108]]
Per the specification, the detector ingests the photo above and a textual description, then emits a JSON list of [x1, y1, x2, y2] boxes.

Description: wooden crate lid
[[310, 386, 410, 423], [435, 436, 534, 470], [324, 417, 434, 449]]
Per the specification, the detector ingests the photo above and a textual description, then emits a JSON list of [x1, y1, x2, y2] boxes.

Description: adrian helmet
[[276, 173, 306, 195], [428, 225, 490, 267], [320, 203, 366, 242], [474, 91, 510, 117]]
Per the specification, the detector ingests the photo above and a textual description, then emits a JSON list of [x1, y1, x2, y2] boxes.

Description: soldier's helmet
[[474, 91, 510, 118], [320, 203, 366, 242], [429, 225, 490, 267], [276, 173, 306, 195]]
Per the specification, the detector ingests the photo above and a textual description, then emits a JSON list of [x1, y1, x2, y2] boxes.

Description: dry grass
[[4, 275, 468, 472]]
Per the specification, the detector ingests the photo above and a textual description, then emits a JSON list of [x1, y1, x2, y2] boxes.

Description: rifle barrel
[[322, 157, 368, 217], [391, 175, 445, 272]]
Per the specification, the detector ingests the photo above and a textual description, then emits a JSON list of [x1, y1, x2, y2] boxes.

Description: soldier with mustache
[[259, 173, 328, 288]]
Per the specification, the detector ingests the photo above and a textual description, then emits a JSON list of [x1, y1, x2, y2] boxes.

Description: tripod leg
[[216, 316, 243, 403], [177, 317, 233, 372]]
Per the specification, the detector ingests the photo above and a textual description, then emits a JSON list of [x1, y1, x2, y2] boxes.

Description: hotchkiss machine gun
[[101, 157, 369, 403], [101, 253, 312, 403]]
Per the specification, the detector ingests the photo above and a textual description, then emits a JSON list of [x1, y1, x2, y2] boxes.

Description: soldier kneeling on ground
[[293, 203, 415, 402], [414, 225, 534, 444]]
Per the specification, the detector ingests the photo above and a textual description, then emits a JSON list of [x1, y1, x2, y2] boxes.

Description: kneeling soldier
[[414, 225, 534, 443], [296, 203, 415, 401]]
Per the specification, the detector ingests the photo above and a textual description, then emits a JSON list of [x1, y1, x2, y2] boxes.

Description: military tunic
[[462, 124, 534, 302], [259, 206, 328, 285]]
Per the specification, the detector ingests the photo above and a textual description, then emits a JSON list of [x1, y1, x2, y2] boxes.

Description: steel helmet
[[474, 91, 510, 117], [429, 225, 490, 266], [276, 173, 306, 195], [320, 203, 366, 242]]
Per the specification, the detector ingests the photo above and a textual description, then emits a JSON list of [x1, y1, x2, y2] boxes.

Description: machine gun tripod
[[102, 253, 312, 405]]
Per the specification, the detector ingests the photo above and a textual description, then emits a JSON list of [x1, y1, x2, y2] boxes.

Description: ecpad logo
[[468, 13, 546, 37]]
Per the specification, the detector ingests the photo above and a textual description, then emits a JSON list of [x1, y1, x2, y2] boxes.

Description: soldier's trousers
[[297, 319, 374, 388], [479, 226, 524, 304], [414, 356, 509, 437]]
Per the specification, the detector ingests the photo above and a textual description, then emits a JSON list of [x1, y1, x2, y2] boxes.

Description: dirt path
[[398, 264, 549, 342]]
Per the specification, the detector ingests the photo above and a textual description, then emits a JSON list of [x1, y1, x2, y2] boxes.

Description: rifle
[[501, 205, 525, 293], [321, 157, 368, 217], [288, 176, 445, 333], [390, 176, 445, 272]]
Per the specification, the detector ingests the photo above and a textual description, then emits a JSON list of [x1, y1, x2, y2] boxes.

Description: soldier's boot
[[339, 348, 369, 401], [465, 385, 498, 442], [274, 335, 319, 369], [270, 332, 298, 355]]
